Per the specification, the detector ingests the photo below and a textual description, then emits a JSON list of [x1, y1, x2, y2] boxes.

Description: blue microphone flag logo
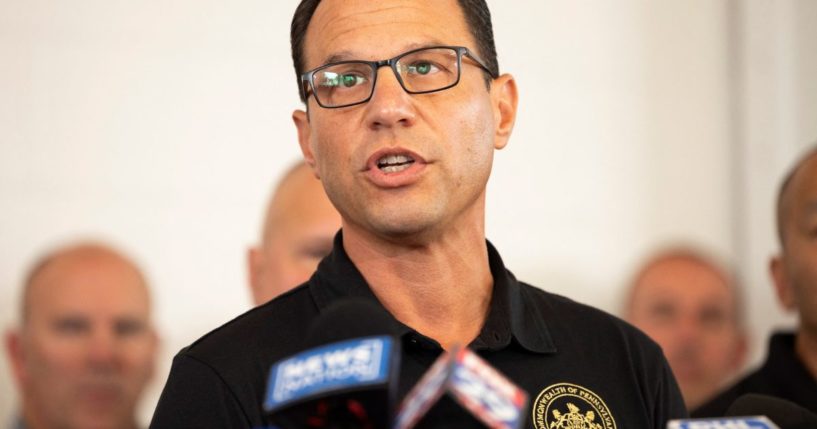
[[667, 417, 780, 429], [263, 336, 393, 412]]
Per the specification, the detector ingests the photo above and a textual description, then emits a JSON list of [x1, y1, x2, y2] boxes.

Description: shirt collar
[[765, 332, 817, 385], [309, 231, 556, 354]]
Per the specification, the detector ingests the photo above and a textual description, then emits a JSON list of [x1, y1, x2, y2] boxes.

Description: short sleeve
[[653, 356, 688, 427], [150, 353, 253, 429]]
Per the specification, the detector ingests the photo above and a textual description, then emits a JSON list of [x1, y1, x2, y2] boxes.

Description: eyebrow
[[319, 40, 447, 65]]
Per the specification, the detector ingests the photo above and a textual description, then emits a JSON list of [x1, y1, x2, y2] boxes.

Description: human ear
[[770, 255, 797, 311], [247, 247, 265, 306], [490, 73, 518, 150], [292, 109, 319, 178], [5, 329, 27, 387]]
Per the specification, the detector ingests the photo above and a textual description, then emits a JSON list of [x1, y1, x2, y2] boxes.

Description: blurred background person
[[694, 147, 817, 416], [4, 242, 158, 429], [625, 248, 747, 410], [247, 161, 341, 305]]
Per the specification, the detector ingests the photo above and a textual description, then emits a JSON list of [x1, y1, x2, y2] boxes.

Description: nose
[[87, 327, 118, 370], [675, 314, 702, 345], [364, 65, 417, 131]]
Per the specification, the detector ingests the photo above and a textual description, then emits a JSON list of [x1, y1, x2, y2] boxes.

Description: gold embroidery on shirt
[[532, 383, 616, 429]]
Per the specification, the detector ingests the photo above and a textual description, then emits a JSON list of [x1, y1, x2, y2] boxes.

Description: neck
[[342, 214, 493, 350], [795, 328, 817, 381]]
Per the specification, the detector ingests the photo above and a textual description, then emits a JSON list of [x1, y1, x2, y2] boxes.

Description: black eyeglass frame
[[299, 45, 497, 109]]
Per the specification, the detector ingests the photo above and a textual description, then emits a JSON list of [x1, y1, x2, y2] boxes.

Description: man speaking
[[151, 1, 686, 427]]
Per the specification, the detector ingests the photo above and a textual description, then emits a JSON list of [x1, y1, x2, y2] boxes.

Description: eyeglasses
[[300, 46, 496, 109]]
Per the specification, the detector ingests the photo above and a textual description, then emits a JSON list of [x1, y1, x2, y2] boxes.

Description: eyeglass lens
[[311, 47, 461, 107]]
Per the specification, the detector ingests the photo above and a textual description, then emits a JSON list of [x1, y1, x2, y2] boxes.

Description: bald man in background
[[247, 162, 341, 305], [694, 146, 817, 415], [4, 242, 158, 429], [625, 249, 747, 410]]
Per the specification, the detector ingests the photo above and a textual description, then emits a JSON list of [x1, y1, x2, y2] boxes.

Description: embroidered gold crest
[[532, 383, 616, 429]]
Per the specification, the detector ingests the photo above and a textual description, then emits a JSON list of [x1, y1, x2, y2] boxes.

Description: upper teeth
[[378, 154, 413, 166]]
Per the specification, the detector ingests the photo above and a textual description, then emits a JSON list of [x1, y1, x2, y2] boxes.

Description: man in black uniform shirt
[[693, 147, 817, 416], [151, 1, 686, 427]]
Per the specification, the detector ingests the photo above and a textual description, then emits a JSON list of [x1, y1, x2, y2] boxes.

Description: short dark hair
[[290, 0, 499, 103], [776, 144, 817, 246]]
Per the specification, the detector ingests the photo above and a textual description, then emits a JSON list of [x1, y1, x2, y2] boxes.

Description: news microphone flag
[[394, 345, 528, 429], [263, 335, 394, 413], [667, 417, 780, 429], [392, 344, 454, 429]]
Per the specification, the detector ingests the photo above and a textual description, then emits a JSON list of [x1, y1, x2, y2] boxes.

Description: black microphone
[[668, 394, 817, 429], [263, 299, 401, 429], [393, 345, 529, 429], [725, 394, 817, 429]]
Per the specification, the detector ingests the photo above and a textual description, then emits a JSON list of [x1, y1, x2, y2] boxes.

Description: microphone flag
[[667, 417, 780, 429], [264, 335, 394, 414], [394, 345, 528, 429]]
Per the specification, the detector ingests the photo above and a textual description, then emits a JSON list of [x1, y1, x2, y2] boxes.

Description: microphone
[[725, 394, 817, 429], [263, 299, 401, 429], [393, 345, 529, 429], [667, 394, 817, 429], [667, 417, 780, 429]]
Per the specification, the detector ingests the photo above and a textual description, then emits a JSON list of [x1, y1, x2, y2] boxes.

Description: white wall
[[0, 1, 814, 425], [488, 0, 734, 314], [733, 0, 817, 364]]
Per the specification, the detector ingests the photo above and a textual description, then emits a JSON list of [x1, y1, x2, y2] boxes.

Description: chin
[[74, 402, 131, 429], [74, 416, 129, 429], [363, 203, 433, 228], [368, 215, 440, 242]]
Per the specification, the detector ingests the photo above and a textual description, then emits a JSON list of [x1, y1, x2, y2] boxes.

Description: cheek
[[117, 343, 155, 395], [118, 333, 156, 364], [23, 340, 82, 399], [33, 337, 85, 373], [645, 328, 675, 347], [121, 343, 154, 372], [266, 249, 316, 291], [280, 252, 317, 280], [786, 251, 817, 297], [310, 116, 357, 170], [445, 94, 493, 140], [631, 318, 671, 344], [441, 102, 495, 183]]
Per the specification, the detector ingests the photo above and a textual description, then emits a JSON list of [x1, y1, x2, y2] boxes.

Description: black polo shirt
[[692, 332, 817, 417], [151, 233, 686, 428]]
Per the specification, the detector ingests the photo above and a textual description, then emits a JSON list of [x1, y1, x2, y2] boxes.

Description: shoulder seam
[[186, 286, 311, 351], [179, 353, 255, 426]]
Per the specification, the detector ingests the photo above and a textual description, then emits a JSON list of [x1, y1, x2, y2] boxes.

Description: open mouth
[[376, 154, 415, 173]]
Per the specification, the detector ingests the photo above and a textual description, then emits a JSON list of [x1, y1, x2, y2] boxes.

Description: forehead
[[634, 258, 732, 303], [27, 253, 150, 320], [785, 156, 817, 217], [303, 0, 474, 67]]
